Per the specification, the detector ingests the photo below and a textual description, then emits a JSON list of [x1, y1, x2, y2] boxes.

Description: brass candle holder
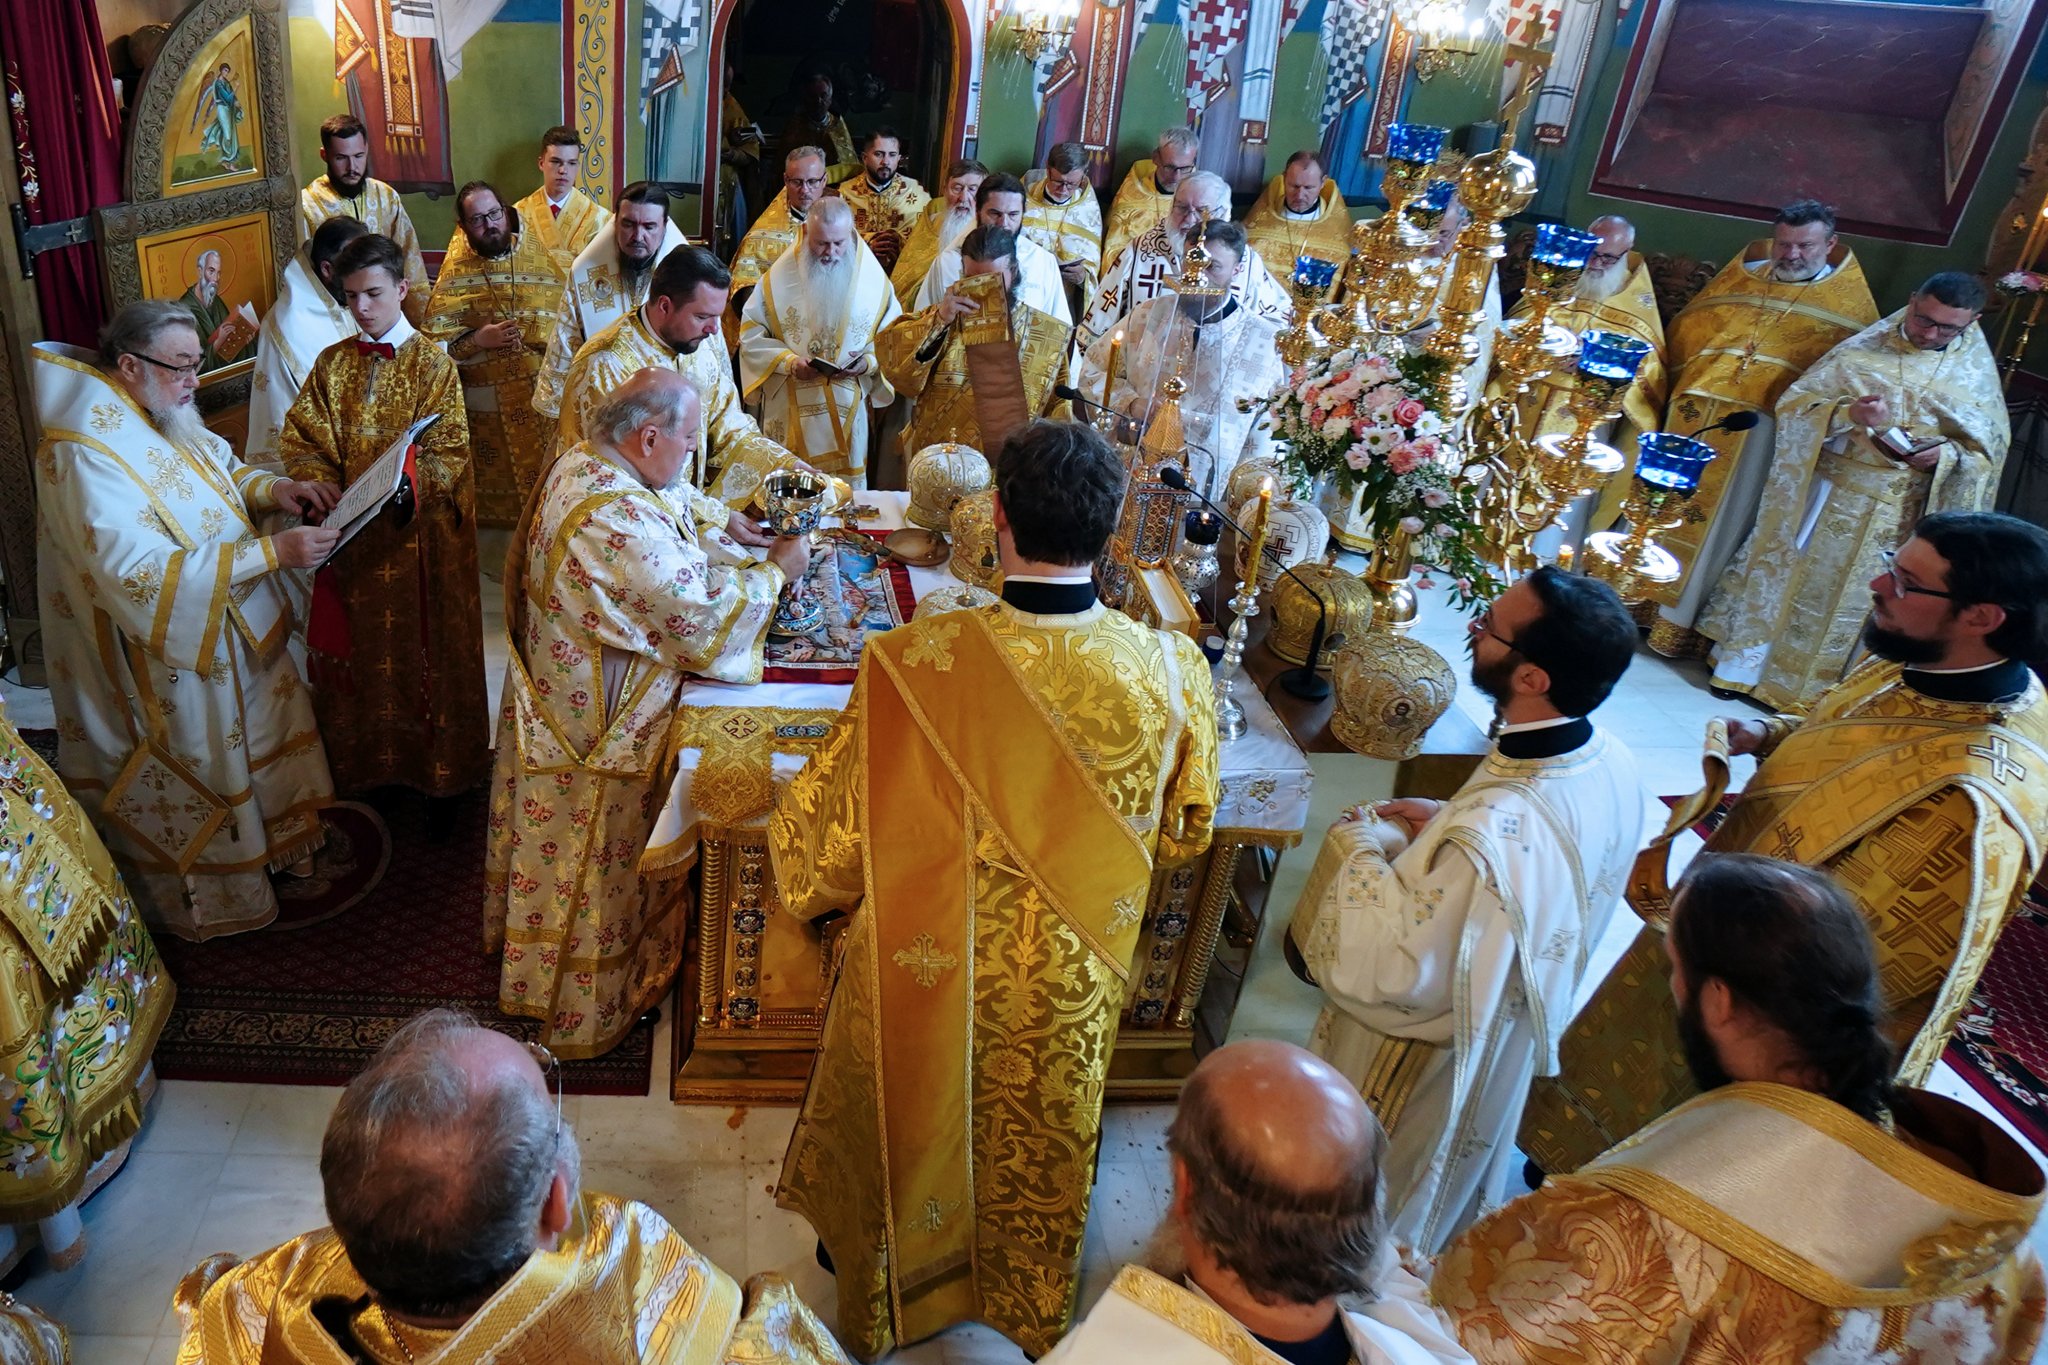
[[1277, 257, 1339, 370], [1319, 126, 1451, 348], [1584, 432, 1718, 597]]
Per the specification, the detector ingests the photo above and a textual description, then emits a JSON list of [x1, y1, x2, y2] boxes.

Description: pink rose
[[1345, 447, 1371, 470], [1388, 443, 1425, 475], [1392, 397, 1427, 427]]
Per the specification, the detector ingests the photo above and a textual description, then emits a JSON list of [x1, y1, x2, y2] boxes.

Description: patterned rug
[[9, 730, 654, 1097], [1945, 880, 2048, 1155]]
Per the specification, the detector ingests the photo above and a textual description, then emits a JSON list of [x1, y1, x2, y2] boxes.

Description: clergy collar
[[1001, 574, 1098, 615], [1903, 657, 2030, 704], [365, 313, 417, 350], [865, 173, 895, 192], [1495, 714, 1594, 759], [1281, 203, 1323, 221]]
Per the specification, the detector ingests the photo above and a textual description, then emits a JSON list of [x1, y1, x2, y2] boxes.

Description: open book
[[208, 302, 259, 363], [1871, 426, 1945, 461], [320, 415, 440, 562]]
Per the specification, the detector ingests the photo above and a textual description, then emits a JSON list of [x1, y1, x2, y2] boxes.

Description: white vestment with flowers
[[29, 345, 333, 942], [1288, 726, 1641, 1254], [1082, 291, 1284, 497], [1077, 228, 1294, 352]]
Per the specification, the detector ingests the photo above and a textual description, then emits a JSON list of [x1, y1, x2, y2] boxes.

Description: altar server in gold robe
[[173, 1009, 852, 1365], [297, 114, 429, 325], [423, 182, 567, 524], [562, 245, 807, 507], [534, 182, 688, 424], [1080, 221, 1284, 495], [1104, 125, 1199, 269], [280, 234, 487, 802], [771, 420, 1219, 1360], [836, 126, 927, 274], [1081, 172, 1292, 352], [247, 217, 366, 468], [1444, 856, 2047, 1365], [892, 158, 985, 308], [1242, 151, 1352, 300], [1703, 273, 2008, 708], [1023, 141, 1105, 316], [33, 305, 339, 939], [1288, 568, 1643, 1254], [739, 199, 901, 488], [730, 147, 830, 316], [879, 226, 1075, 456], [488, 373, 804, 1058], [0, 696, 172, 1269], [1487, 216, 1667, 538], [1645, 199, 1877, 657], [516, 125, 611, 272], [1525, 512, 2048, 1176]]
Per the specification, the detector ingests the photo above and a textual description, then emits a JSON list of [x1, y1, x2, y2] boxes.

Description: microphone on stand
[[1686, 409, 1760, 441], [1157, 466, 1336, 703], [1053, 383, 1140, 443]]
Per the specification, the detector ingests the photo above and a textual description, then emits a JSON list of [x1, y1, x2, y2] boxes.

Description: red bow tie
[[353, 339, 395, 359]]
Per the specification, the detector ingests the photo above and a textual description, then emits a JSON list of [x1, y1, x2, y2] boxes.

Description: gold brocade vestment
[[279, 332, 489, 796], [1522, 661, 2048, 1174], [1102, 160, 1174, 277], [1022, 176, 1105, 310], [297, 176, 431, 325], [423, 228, 567, 524], [171, 1192, 853, 1364], [1647, 244, 1877, 636], [837, 173, 929, 273], [876, 303, 1074, 455], [1444, 1083, 2047, 1365], [1701, 309, 2009, 708], [888, 200, 959, 309], [515, 185, 611, 272], [770, 603, 1218, 1360], [1241, 176, 1352, 300]]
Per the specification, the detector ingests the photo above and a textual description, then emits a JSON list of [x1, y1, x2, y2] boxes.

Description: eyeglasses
[[1156, 159, 1196, 175], [784, 174, 825, 189], [1907, 310, 1973, 339], [1467, 604, 1521, 652], [463, 205, 506, 228], [1586, 250, 1627, 268], [524, 1039, 563, 1149], [1877, 548, 1956, 600], [128, 351, 203, 378]]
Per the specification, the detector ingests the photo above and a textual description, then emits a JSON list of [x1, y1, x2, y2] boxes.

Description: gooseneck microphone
[[1687, 409, 1761, 441]]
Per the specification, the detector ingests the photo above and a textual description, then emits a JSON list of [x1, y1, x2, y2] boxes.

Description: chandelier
[[1411, 1, 1482, 81], [1013, 0, 1082, 64]]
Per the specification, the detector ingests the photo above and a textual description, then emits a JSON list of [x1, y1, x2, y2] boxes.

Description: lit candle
[[1244, 476, 1273, 583], [1103, 329, 1124, 412]]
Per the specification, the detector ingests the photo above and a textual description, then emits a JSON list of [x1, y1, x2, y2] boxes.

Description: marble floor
[[5, 582, 2047, 1364]]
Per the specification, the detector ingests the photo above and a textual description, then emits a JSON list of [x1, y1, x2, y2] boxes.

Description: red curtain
[[0, 0, 124, 348]]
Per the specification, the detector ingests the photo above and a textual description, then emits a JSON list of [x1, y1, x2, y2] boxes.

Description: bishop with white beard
[[739, 199, 902, 488]]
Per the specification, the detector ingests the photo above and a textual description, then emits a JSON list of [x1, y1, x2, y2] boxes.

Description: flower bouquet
[[1259, 347, 1501, 608], [1997, 270, 2047, 297]]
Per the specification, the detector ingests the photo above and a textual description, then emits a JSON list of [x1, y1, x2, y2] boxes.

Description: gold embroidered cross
[[1968, 736, 2027, 784], [892, 932, 958, 988]]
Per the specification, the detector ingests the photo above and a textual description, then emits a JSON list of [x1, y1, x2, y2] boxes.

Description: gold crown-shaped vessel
[[1225, 457, 1284, 511], [1329, 633, 1456, 759], [1267, 562, 1375, 668], [947, 489, 1004, 590], [906, 442, 992, 532], [913, 582, 1000, 619]]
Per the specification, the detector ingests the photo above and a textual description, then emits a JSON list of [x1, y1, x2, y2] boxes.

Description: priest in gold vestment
[[1645, 200, 1877, 656], [835, 128, 928, 273], [1703, 275, 2008, 708], [298, 114, 429, 325], [1524, 513, 2048, 1176], [33, 309, 338, 940], [771, 421, 1219, 1360], [173, 1010, 850, 1365], [1446, 857, 2046, 1365], [280, 235, 489, 800], [515, 126, 612, 271], [487, 373, 802, 1059], [891, 159, 985, 308], [1103, 126, 1199, 272], [1241, 151, 1353, 300], [534, 183, 688, 425], [561, 245, 809, 508], [739, 200, 901, 487], [423, 182, 567, 524], [1023, 143, 1105, 315], [877, 226, 1074, 456]]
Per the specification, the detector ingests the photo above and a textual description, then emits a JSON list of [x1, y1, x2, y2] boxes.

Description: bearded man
[[891, 158, 985, 308], [1646, 199, 1878, 657], [247, 216, 367, 468], [1080, 220, 1283, 496], [739, 199, 901, 488], [1022, 141, 1104, 316], [181, 250, 231, 371], [1526, 513, 2048, 1177], [1704, 273, 2008, 708], [561, 245, 807, 508], [913, 172, 1073, 324], [1104, 125, 1199, 267], [489, 373, 806, 1058], [1080, 171, 1292, 352], [534, 182, 688, 424], [514, 125, 611, 271], [423, 181, 567, 523], [297, 113, 429, 324], [879, 226, 1074, 455], [836, 126, 927, 273], [33, 302, 340, 939], [1241, 151, 1352, 301]]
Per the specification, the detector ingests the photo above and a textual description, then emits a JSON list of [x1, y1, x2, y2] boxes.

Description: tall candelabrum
[[1317, 124, 1454, 352], [1584, 432, 1718, 596], [1277, 256, 1340, 370], [1213, 479, 1273, 742]]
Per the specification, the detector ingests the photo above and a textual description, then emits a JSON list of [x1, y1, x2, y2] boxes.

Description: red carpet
[[15, 754, 664, 1096]]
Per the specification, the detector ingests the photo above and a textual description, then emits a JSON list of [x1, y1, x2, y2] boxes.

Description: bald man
[[172, 1008, 848, 1363], [1043, 1041, 1474, 1365]]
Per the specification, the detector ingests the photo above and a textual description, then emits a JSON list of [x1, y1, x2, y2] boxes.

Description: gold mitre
[[906, 442, 991, 532], [1330, 632, 1456, 759], [914, 582, 1000, 619], [1269, 562, 1375, 668], [947, 489, 1004, 590]]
